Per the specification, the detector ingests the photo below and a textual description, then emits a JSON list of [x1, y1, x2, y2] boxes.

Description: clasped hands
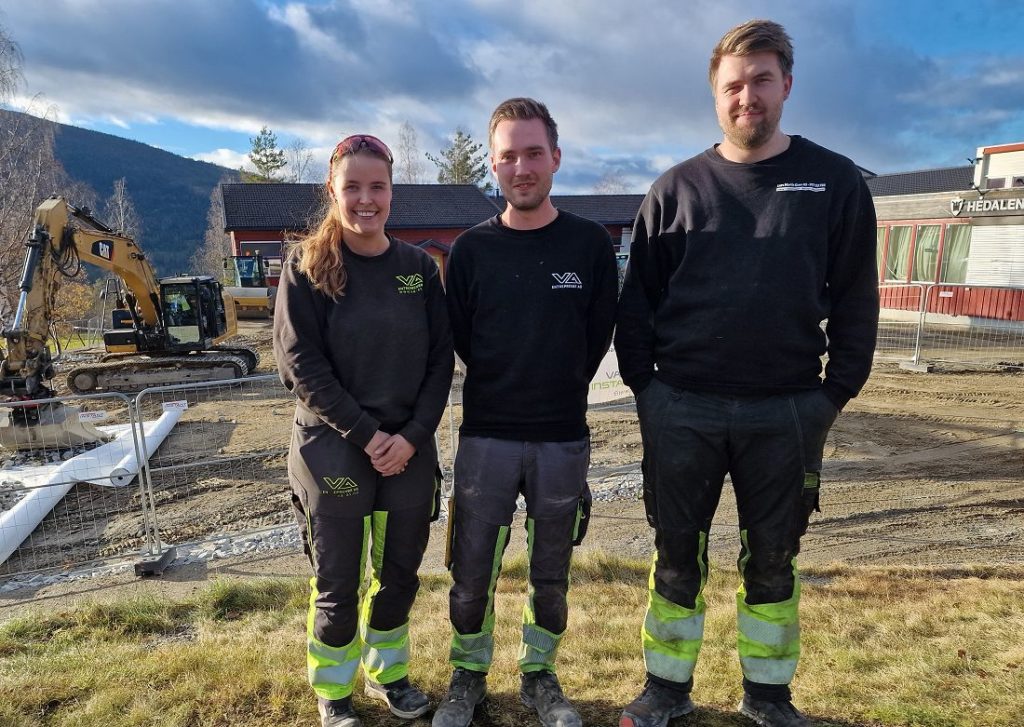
[[364, 431, 415, 476]]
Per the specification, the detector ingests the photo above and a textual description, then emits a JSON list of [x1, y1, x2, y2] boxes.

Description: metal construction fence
[[1, 295, 1022, 583], [0, 392, 153, 578], [877, 282, 1024, 367]]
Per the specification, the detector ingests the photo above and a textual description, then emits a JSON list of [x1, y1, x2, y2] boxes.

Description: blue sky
[[2, 0, 1023, 193]]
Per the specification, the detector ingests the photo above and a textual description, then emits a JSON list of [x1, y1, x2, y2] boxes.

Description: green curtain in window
[[911, 225, 940, 281], [885, 226, 912, 281], [940, 225, 971, 283], [876, 228, 886, 278]]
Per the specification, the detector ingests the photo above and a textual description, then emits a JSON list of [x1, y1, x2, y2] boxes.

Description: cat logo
[[950, 197, 964, 217], [323, 476, 359, 496], [396, 274, 424, 294], [92, 239, 114, 261], [551, 272, 583, 290]]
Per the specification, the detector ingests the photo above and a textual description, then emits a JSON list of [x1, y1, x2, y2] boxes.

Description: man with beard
[[433, 97, 618, 727], [615, 20, 878, 727]]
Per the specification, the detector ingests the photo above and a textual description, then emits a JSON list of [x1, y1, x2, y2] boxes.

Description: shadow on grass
[[353, 693, 879, 727]]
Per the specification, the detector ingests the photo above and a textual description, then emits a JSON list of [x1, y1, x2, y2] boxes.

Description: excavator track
[[64, 351, 256, 394]]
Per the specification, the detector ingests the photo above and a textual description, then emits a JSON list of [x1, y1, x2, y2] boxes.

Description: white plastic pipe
[[0, 409, 182, 565]]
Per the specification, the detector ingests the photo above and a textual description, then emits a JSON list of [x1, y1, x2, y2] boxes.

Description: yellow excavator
[[0, 196, 259, 449]]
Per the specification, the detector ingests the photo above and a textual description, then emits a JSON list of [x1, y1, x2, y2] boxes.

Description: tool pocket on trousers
[[799, 471, 821, 537], [571, 491, 593, 546]]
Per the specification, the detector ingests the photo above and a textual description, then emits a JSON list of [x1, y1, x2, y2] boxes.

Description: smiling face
[[490, 117, 561, 213], [330, 152, 392, 243], [714, 51, 792, 154]]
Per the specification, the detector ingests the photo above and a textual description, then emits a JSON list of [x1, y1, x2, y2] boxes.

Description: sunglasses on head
[[332, 134, 394, 165]]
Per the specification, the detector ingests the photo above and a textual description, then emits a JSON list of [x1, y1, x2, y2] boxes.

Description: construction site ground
[[1, 320, 1022, 613]]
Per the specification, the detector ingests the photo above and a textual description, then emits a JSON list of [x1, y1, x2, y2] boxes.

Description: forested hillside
[[1, 109, 237, 275]]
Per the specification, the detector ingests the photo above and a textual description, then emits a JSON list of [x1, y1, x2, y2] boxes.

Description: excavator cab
[[159, 277, 229, 348]]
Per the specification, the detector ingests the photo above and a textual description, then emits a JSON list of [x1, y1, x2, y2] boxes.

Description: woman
[[273, 134, 453, 727]]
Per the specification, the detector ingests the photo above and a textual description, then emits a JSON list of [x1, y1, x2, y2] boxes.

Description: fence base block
[[134, 546, 178, 577], [899, 361, 935, 373]]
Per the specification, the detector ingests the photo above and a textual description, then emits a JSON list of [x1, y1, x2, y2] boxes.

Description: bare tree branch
[[396, 121, 425, 184]]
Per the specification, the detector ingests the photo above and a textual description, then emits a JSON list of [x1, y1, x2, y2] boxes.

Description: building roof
[[551, 194, 644, 224], [865, 166, 974, 197], [415, 239, 452, 254], [222, 183, 501, 231]]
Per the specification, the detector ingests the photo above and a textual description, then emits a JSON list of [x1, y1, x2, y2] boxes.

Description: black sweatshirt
[[274, 236, 454, 450], [615, 136, 879, 410], [446, 211, 618, 441]]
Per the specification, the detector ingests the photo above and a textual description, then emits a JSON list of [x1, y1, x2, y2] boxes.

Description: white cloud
[[192, 148, 251, 170]]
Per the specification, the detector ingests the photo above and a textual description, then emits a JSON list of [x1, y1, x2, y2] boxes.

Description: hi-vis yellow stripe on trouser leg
[[307, 576, 362, 700], [518, 517, 563, 672], [359, 510, 411, 685], [736, 530, 802, 684], [642, 535, 708, 683], [450, 523, 509, 671]]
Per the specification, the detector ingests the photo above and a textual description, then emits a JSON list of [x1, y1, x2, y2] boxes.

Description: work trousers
[[636, 379, 836, 701], [289, 423, 439, 700], [447, 435, 591, 674]]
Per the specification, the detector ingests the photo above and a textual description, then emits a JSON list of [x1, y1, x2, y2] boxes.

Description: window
[[238, 241, 282, 258], [911, 225, 940, 282], [939, 225, 971, 283], [884, 226, 912, 281], [984, 177, 1006, 189], [876, 227, 886, 277]]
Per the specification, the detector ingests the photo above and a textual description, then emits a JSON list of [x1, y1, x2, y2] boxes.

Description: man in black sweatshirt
[[433, 98, 618, 727], [616, 20, 878, 727]]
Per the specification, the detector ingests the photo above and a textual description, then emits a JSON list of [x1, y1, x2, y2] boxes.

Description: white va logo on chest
[[551, 272, 583, 290]]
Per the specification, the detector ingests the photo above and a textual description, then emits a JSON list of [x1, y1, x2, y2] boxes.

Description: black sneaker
[[520, 670, 582, 727], [619, 680, 695, 727], [364, 676, 430, 719], [738, 695, 811, 727], [318, 696, 362, 727], [432, 668, 487, 727]]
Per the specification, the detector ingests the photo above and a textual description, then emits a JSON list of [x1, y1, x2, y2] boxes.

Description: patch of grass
[[0, 558, 1022, 726]]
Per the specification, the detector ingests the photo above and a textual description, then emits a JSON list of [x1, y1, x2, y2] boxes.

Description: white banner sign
[[588, 346, 632, 405]]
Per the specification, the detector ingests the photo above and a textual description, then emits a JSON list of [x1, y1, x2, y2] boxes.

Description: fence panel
[[134, 375, 294, 550], [876, 283, 926, 363], [0, 392, 150, 577], [917, 284, 1024, 367]]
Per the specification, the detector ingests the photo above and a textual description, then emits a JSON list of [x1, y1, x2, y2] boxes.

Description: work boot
[[432, 667, 487, 727], [520, 670, 582, 727], [364, 676, 430, 719], [738, 695, 811, 727], [619, 680, 695, 727], [318, 696, 362, 727]]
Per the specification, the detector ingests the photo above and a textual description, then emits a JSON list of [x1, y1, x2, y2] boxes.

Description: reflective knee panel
[[518, 515, 573, 672], [449, 515, 510, 672], [642, 533, 709, 683], [736, 530, 801, 685], [308, 575, 363, 700]]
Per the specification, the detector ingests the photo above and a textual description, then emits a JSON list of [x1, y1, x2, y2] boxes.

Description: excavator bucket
[[0, 402, 111, 451]]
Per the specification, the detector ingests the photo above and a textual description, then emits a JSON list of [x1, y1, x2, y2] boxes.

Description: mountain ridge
[[1, 108, 238, 275]]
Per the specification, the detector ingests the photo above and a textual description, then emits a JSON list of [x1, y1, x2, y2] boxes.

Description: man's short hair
[[488, 97, 559, 151], [708, 19, 794, 88]]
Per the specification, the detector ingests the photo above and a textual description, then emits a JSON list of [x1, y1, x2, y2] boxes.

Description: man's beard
[[724, 105, 781, 150]]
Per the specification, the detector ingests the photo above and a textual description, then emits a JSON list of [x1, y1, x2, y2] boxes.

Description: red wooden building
[[221, 183, 503, 285]]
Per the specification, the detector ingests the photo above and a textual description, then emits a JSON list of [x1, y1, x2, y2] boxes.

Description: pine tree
[[246, 126, 286, 182], [426, 128, 490, 189]]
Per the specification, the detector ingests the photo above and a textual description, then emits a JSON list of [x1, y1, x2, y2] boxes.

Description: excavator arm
[[1, 196, 161, 397]]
